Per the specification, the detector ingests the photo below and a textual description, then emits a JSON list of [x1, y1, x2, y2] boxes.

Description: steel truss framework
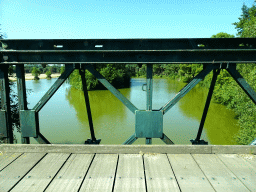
[[1, 38, 256, 145]]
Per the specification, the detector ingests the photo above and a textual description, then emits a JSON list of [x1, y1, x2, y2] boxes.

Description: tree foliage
[[69, 64, 131, 91], [60, 66, 65, 74], [233, 2, 256, 37], [46, 70, 51, 78], [31, 67, 41, 80], [211, 32, 235, 38]]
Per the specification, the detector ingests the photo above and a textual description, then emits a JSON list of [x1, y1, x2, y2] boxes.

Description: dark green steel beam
[[16, 64, 30, 144], [146, 64, 153, 110], [79, 68, 96, 141], [146, 64, 153, 144], [146, 138, 152, 144], [227, 64, 256, 105], [2, 38, 256, 64], [34, 132, 51, 144], [2, 51, 256, 64], [0, 65, 13, 143], [123, 133, 137, 145], [1, 38, 256, 50], [161, 133, 174, 144], [33, 64, 74, 113], [160, 64, 216, 115], [194, 69, 220, 143], [84, 64, 138, 114]]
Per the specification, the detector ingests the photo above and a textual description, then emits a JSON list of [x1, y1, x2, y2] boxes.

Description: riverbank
[[8, 73, 61, 81]]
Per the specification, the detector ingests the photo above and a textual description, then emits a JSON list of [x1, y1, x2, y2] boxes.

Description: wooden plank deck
[[0, 144, 256, 192]]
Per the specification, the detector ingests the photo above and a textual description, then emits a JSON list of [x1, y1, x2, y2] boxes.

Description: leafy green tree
[[69, 64, 131, 91], [177, 64, 203, 82], [137, 64, 147, 77], [211, 32, 235, 38], [60, 66, 65, 74], [46, 70, 51, 79], [233, 3, 256, 37], [209, 15, 256, 144], [162, 64, 179, 78], [31, 67, 41, 80]]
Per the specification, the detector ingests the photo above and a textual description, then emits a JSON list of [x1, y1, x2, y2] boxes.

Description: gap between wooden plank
[[0, 153, 46, 192], [192, 154, 250, 192], [10, 153, 70, 192], [45, 154, 94, 192], [167, 154, 215, 192], [217, 154, 256, 191], [114, 154, 146, 192], [144, 153, 180, 192], [79, 154, 118, 192]]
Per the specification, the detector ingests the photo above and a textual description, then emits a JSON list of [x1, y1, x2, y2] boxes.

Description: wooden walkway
[[0, 144, 256, 192]]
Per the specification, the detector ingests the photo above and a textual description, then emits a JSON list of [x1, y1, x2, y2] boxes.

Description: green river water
[[12, 77, 240, 145]]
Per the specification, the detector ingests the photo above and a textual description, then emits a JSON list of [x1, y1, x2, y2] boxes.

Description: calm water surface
[[12, 78, 240, 145]]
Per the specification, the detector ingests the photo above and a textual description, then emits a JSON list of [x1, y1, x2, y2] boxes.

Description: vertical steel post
[[79, 67, 97, 143], [16, 64, 30, 144], [146, 64, 153, 144], [0, 65, 13, 143], [146, 64, 153, 110], [193, 69, 220, 144]]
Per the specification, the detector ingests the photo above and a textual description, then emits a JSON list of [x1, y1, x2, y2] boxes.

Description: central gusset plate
[[135, 110, 163, 138]]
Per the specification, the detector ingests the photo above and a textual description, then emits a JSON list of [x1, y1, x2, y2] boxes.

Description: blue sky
[[0, 0, 255, 39]]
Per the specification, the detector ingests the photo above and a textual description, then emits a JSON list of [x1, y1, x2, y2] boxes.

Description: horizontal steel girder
[[1, 38, 256, 64]]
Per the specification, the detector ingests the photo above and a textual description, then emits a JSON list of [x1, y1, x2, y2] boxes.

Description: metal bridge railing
[[1, 38, 256, 145]]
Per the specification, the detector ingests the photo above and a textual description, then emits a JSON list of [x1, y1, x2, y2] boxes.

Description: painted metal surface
[[135, 110, 163, 138], [227, 63, 256, 105], [161, 133, 174, 144], [84, 64, 138, 114], [1, 38, 256, 64], [79, 67, 101, 144], [0, 65, 13, 143], [16, 64, 30, 144], [160, 64, 216, 115], [1, 38, 256, 145], [0, 110, 7, 137], [146, 64, 153, 110], [33, 64, 74, 113], [192, 69, 220, 144], [19, 110, 38, 137]]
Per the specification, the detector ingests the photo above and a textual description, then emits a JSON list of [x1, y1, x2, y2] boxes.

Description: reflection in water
[[66, 78, 239, 145], [177, 81, 239, 145], [65, 87, 135, 144], [12, 78, 239, 145]]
